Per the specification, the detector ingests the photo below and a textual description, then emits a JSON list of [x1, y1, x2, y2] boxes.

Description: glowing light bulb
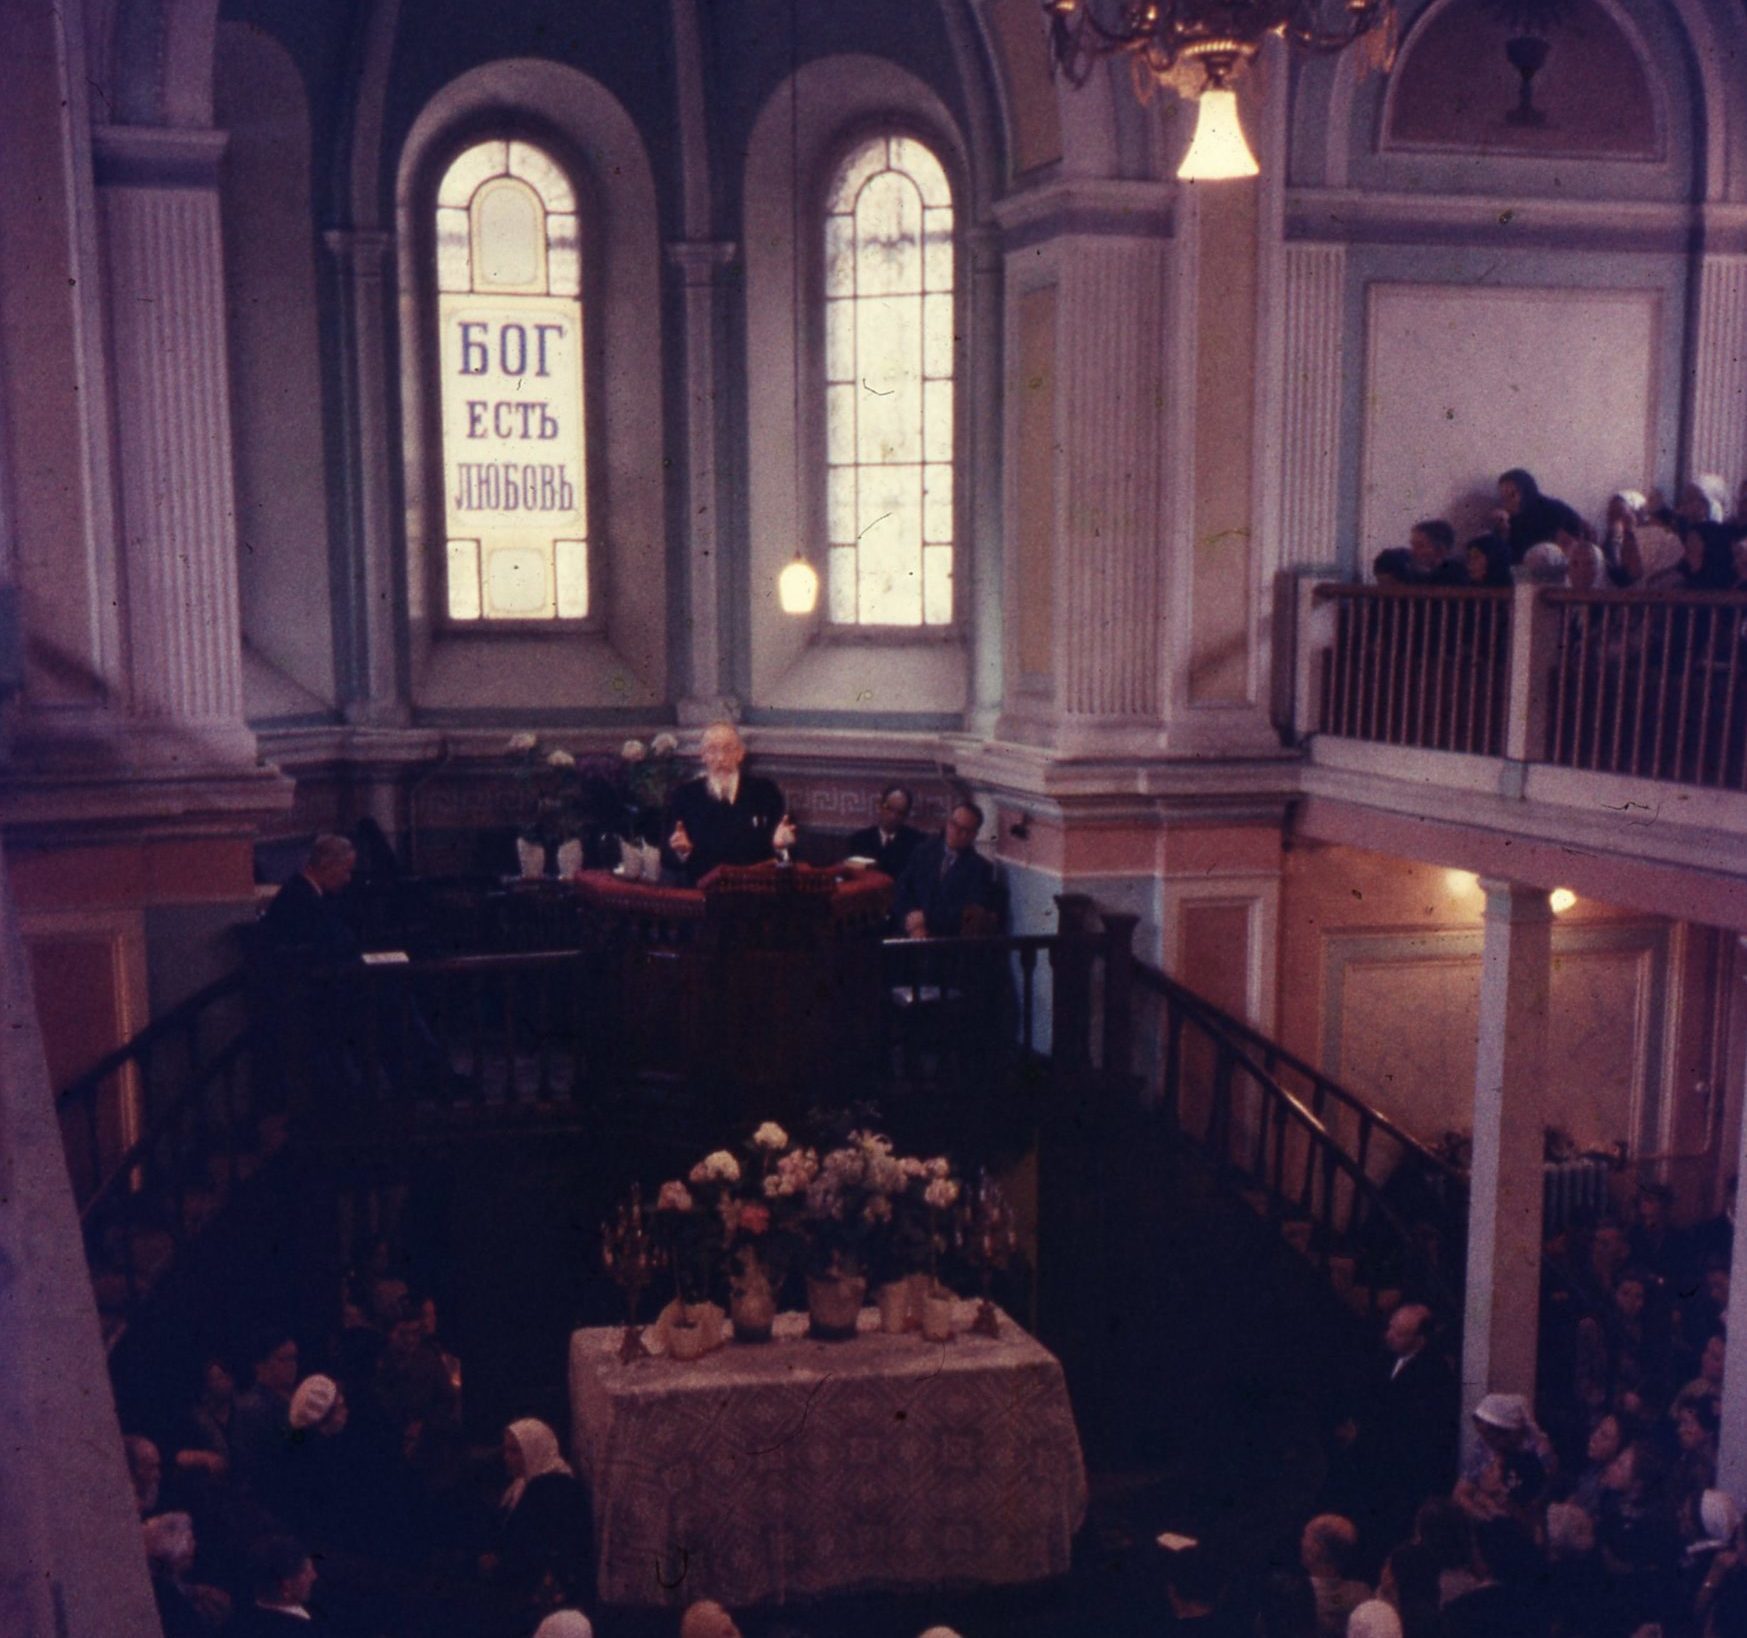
[[1550, 888, 1577, 914], [1177, 87, 1259, 182], [1444, 869, 1480, 897], [777, 557, 819, 615]]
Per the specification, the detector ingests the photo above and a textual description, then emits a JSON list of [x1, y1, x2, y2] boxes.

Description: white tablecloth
[[567, 1301, 1087, 1608]]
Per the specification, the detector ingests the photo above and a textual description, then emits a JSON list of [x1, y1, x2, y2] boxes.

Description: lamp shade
[[777, 557, 819, 615], [1177, 86, 1259, 181]]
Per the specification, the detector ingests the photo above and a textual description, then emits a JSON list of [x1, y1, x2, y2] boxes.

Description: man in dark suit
[[893, 802, 999, 937], [663, 722, 796, 884], [261, 835, 359, 962], [231, 1535, 326, 1635], [844, 784, 925, 881], [1355, 1302, 1457, 1555]]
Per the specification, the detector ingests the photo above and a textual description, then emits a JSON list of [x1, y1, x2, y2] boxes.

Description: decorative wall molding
[[1690, 254, 1747, 485]]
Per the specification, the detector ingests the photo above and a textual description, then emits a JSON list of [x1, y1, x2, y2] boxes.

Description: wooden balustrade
[[1545, 590, 1747, 791], [1294, 578, 1747, 795]]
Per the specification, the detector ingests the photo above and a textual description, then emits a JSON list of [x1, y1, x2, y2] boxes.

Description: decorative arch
[[741, 52, 975, 715], [1293, 0, 1743, 200], [395, 58, 667, 709]]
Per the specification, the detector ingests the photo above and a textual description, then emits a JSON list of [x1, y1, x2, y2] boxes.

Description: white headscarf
[[533, 1613, 594, 1638], [1695, 474, 1732, 524], [502, 1417, 573, 1511], [1348, 1601, 1403, 1638]]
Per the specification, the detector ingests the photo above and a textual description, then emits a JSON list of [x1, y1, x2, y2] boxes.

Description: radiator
[[1543, 1159, 1612, 1231]]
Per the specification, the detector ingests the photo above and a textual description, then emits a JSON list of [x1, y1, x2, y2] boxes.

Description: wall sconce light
[[777, 556, 819, 615], [1549, 887, 1577, 914]]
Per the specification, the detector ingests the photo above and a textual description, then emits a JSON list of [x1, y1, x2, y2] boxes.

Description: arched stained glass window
[[436, 139, 588, 620], [823, 134, 955, 627]]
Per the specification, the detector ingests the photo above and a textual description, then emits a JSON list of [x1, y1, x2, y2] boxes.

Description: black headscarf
[[1678, 522, 1737, 591], [1498, 468, 1582, 563]]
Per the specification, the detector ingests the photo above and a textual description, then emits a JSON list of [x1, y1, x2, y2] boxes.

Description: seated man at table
[[893, 802, 1000, 938], [844, 783, 926, 881], [663, 722, 796, 884]]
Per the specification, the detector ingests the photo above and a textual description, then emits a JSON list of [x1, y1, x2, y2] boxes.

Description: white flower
[[899, 1157, 927, 1179], [657, 1180, 693, 1213], [508, 732, 538, 753], [752, 1121, 789, 1152], [621, 739, 648, 762], [924, 1178, 960, 1211], [689, 1150, 741, 1185], [863, 1193, 892, 1225], [545, 748, 576, 768], [651, 732, 679, 756], [925, 1157, 952, 1181]]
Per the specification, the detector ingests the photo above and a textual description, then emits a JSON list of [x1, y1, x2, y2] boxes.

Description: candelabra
[[601, 1184, 665, 1364]]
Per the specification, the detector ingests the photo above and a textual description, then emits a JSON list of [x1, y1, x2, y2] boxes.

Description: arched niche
[[395, 58, 667, 713], [1287, 0, 1746, 202], [1383, 0, 1660, 163]]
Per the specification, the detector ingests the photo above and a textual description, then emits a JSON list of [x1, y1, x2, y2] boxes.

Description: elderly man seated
[[893, 802, 1000, 938], [662, 722, 796, 885]]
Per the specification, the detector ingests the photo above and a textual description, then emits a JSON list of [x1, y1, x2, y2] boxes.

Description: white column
[[1277, 243, 1346, 570], [324, 227, 406, 726], [1690, 254, 1747, 489], [668, 239, 737, 722], [1461, 879, 1553, 1463], [1717, 936, 1747, 1501], [97, 125, 255, 764]]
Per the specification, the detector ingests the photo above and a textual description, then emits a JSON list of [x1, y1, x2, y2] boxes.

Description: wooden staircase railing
[[1130, 961, 1464, 1321]]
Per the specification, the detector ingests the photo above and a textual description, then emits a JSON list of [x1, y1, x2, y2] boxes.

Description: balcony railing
[[1291, 580, 1747, 795]]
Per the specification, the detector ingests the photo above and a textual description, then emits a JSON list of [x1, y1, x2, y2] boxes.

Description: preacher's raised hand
[[669, 819, 693, 861]]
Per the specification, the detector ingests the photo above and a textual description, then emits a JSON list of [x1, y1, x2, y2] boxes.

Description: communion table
[[567, 1301, 1087, 1609]]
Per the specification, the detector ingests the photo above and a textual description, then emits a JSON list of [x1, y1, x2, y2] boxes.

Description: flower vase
[[806, 1272, 867, 1341], [730, 1266, 777, 1344], [876, 1280, 914, 1334], [919, 1285, 954, 1343]]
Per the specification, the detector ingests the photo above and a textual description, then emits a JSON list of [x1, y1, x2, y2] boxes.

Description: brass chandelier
[[1043, 0, 1396, 179]]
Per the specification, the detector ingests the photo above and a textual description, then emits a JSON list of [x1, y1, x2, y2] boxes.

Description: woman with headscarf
[[1492, 469, 1582, 565], [491, 1417, 592, 1617]]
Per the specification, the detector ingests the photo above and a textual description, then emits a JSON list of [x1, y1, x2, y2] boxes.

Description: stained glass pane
[[891, 137, 950, 208], [447, 539, 482, 620], [854, 172, 921, 297], [825, 299, 855, 383], [437, 141, 506, 208], [923, 546, 953, 624], [821, 133, 954, 626], [825, 135, 888, 213], [509, 141, 574, 213], [922, 293, 954, 379], [923, 380, 953, 463], [826, 383, 855, 464], [547, 214, 580, 298], [555, 539, 589, 618], [828, 466, 857, 544], [923, 464, 952, 543], [825, 215, 856, 298], [828, 547, 857, 623], [486, 546, 549, 616], [475, 180, 543, 290], [437, 208, 471, 292]]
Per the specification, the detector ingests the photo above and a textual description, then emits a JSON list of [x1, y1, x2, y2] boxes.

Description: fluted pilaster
[[1690, 254, 1747, 485], [1056, 239, 1169, 722], [1278, 242, 1346, 570], [98, 126, 252, 759]]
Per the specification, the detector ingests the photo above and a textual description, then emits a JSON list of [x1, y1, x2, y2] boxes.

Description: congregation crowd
[[1371, 470, 1747, 597], [1165, 1179, 1747, 1638]]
